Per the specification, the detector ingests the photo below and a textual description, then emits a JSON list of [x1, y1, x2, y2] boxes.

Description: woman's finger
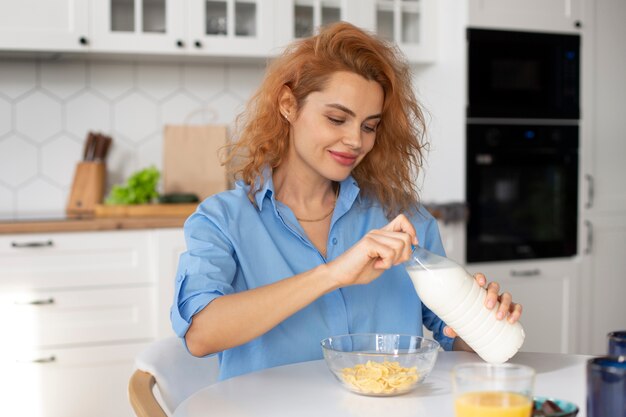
[[473, 272, 487, 287], [484, 281, 500, 309], [369, 230, 414, 263], [444, 326, 458, 338], [507, 303, 523, 323], [382, 214, 418, 246], [496, 292, 512, 320]]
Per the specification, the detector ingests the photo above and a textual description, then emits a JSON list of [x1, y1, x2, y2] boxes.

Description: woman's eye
[[327, 117, 344, 125], [362, 124, 377, 133]]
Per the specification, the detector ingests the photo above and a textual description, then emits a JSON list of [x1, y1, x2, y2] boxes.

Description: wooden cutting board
[[94, 203, 197, 218]]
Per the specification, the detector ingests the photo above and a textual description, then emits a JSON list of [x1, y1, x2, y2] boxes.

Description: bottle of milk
[[405, 246, 525, 363]]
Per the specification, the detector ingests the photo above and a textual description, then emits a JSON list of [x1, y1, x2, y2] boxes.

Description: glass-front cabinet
[[275, 0, 437, 62], [92, 0, 185, 53], [186, 0, 273, 57], [292, 0, 344, 38], [375, 0, 437, 62], [92, 0, 274, 56]]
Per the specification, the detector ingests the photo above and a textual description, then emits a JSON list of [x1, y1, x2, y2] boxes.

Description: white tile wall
[[0, 58, 265, 218]]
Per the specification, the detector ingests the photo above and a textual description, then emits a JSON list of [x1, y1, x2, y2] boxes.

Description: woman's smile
[[328, 150, 359, 166]]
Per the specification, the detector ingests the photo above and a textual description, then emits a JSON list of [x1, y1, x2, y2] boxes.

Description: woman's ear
[[278, 85, 296, 122]]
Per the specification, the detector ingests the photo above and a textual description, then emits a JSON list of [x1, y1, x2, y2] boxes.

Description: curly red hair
[[224, 22, 428, 217]]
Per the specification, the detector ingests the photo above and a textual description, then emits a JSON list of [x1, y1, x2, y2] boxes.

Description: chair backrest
[[131, 337, 220, 415]]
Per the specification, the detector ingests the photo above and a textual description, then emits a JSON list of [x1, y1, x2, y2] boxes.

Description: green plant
[[105, 166, 160, 205]]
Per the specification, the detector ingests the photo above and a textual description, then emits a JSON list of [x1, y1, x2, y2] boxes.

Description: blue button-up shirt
[[171, 174, 454, 380]]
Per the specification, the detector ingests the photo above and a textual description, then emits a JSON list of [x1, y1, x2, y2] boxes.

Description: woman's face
[[283, 71, 384, 182]]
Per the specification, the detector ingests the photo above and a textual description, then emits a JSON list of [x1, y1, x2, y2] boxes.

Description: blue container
[[587, 356, 626, 417], [608, 331, 626, 356]]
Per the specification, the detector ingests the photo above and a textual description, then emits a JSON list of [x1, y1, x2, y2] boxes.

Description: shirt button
[[332, 238, 338, 245]]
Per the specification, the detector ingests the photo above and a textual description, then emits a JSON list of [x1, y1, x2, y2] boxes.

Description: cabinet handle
[[510, 269, 541, 277], [194, 40, 203, 48], [176, 39, 185, 48], [11, 240, 54, 248], [19, 356, 57, 364], [585, 174, 594, 209], [585, 220, 593, 255], [15, 298, 55, 306], [79, 36, 89, 46], [574, 20, 582, 28]]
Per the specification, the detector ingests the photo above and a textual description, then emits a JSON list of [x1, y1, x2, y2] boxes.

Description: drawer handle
[[20, 356, 57, 364], [15, 298, 55, 306], [510, 269, 541, 277], [11, 240, 54, 248]]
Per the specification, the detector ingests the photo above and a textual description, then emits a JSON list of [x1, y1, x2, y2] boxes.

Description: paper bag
[[163, 125, 228, 201]]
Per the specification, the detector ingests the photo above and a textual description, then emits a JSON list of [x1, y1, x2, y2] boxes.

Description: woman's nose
[[341, 125, 362, 149]]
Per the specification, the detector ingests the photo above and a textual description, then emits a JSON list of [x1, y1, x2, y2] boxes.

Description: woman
[[171, 22, 522, 381]]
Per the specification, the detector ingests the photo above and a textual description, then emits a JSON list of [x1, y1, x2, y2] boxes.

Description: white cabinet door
[[469, 0, 583, 34], [0, 230, 153, 290], [0, 0, 90, 51], [581, 0, 626, 214], [0, 342, 147, 417], [577, 0, 626, 355], [580, 215, 626, 355], [465, 259, 579, 354], [154, 228, 187, 338], [0, 286, 155, 350], [91, 0, 185, 54], [186, 0, 275, 57]]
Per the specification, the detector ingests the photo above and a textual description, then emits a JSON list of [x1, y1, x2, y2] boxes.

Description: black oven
[[468, 28, 580, 120], [466, 124, 578, 263]]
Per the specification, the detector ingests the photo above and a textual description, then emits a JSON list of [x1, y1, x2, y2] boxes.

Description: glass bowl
[[320, 333, 440, 396]]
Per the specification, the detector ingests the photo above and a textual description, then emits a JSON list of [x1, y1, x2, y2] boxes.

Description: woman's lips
[[329, 150, 358, 166]]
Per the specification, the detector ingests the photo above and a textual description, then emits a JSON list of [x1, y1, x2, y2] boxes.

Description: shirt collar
[[253, 166, 275, 211]]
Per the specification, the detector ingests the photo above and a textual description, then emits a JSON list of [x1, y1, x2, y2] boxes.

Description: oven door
[[466, 124, 579, 263], [468, 28, 580, 120]]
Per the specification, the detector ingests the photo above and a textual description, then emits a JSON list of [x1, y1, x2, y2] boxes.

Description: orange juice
[[455, 391, 532, 417]]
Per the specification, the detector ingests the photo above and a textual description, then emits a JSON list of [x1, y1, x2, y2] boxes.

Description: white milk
[[405, 247, 525, 364]]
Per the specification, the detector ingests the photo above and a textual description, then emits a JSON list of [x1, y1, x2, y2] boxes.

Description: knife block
[[66, 161, 106, 216]]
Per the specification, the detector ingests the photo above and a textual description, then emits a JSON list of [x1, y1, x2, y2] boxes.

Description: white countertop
[[174, 351, 591, 417]]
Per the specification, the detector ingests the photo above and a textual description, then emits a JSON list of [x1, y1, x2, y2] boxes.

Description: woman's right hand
[[326, 214, 418, 289]]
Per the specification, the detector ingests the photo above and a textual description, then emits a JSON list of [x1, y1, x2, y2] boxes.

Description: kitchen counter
[[0, 215, 187, 234]]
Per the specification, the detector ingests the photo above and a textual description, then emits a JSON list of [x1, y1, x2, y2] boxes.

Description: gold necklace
[[294, 184, 339, 223]]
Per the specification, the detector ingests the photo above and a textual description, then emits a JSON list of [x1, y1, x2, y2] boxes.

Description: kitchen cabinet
[[374, 0, 438, 63], [92, 0, 274, 57], [0, 0, 90, 52], [91, 0, 185, 53], [0, 230, 158, 417], [154, 227, 187, 338], [0, 343, 147, 417], [469, 0, 583, 34], [578, 0, 626, 355], [579, 215, 626, 354], [0, 0, 439, 62], [275, 0, 438, 63], [464, 259, 580, 354]]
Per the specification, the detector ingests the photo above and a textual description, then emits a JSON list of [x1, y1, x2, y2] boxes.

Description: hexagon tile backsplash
[[0, 58, 265, 219]]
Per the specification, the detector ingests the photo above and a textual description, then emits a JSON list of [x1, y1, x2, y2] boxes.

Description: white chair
[[128, 337, 220, 417]]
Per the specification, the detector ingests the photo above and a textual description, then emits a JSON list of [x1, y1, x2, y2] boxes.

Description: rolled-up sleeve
[[170, 210, 237, 338]]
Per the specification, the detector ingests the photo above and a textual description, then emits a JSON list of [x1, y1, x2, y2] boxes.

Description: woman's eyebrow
[[325, 103, 382, 121]]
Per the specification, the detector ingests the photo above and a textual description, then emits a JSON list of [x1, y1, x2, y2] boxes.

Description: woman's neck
[[272, 165, 335, 207]]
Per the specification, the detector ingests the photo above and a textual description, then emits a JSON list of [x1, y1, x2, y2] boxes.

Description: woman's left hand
[[443, 273, 523, 339]]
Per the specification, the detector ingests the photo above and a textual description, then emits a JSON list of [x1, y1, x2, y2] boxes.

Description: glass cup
[[452, 363, 535, 417], [587, 356, 626, 417], [608, 331, 626, 356]]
